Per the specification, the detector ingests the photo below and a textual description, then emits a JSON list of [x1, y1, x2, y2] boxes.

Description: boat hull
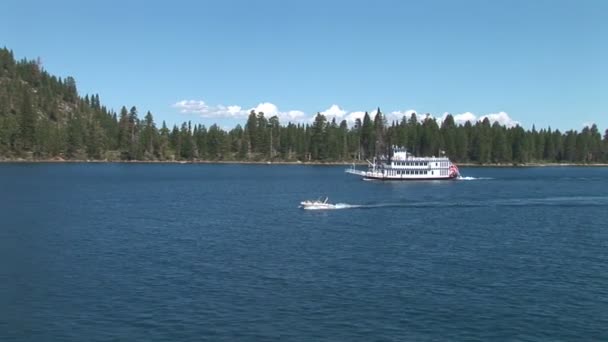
[[345, 168, 458, 181], [362, 174, 458, 181]]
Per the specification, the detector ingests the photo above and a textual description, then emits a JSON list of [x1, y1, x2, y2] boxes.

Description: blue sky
[[1, 0, 607, 131]]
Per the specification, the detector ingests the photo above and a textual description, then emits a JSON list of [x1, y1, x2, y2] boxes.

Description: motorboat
[[299, 197, 336, 210]]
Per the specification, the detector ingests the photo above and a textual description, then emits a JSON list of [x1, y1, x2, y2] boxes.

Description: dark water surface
[[1, 164, 607, 341]]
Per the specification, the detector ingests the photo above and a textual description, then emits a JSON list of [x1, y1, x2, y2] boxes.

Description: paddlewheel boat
[[346, 146, 460, 181]]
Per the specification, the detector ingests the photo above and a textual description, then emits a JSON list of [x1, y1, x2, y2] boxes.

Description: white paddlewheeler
[[346, 146, 460, 181]]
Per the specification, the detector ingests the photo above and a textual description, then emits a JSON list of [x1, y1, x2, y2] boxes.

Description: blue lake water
[[1, 164, 607, 341]]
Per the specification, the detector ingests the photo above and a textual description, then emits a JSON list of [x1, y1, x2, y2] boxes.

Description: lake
[[1, 164, 607, 341]]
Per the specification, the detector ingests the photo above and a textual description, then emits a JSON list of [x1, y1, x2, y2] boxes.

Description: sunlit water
[[1, 164, 607, 341]]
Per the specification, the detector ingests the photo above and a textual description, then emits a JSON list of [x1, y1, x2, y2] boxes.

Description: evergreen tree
[[420, 114, 441, 157], [19, 87, 36, 152], [491, 122, 510, 163], [563, 130, 577, 162], [118, 106, 130, 152], [195, 124, 208, 159], [256, 112, 269, 157], [589, 124, 602, 162], [179, 122, 194, 159], [268, 115, 280, 159], [440, 114, 456, 157], [310, 113, 327, 160], [603, 129, 608, 162], [471, 119, 492, 163], [407, 113, 419, 155], [127, 106, 140, 159], [169, 125, 180, 159], [141, 111, 157, 158], [159, 121, 170, 160], [66, 113, 84, 158], [373, 108, 387, 157], [360, 112, 374, 158], [245, 110, 257, 157]]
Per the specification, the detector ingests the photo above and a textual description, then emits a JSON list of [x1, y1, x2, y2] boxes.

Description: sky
[[1, 0, 607, 131]]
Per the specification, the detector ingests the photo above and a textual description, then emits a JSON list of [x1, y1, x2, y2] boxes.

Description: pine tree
[[256, 112, 269, 157], [127, 106, 140, 159], [180, 122, 193, 159], [373, 108, 387, 157], [589, 124, 602, 162], [491, 122, 510, 163], [420, 115, 441, 157], [440, 114, 456, 157], [360, 112, 374, 158], [563, 130, 577, 162], [159, 121, 170, 160], [407, 113, 419, 155], [169, 125, 180, 159], [310, 113, 327, 160], [268, 115, 280, 159], [117, 106, 130, 153], [19, 87, 36, 152], [602, 129, 608, 162], [66, 113, 84, 158], [245, 110, 257, 157], [141, 111, 157, 158]]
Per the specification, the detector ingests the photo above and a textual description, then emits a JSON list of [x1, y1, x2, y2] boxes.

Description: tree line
[[1, 47, 608, 163]]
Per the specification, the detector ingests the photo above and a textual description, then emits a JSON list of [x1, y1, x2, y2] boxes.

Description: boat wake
[[457, 176, 494, 181], [301, 203, 360, 210], [301, 195, 608, 211]]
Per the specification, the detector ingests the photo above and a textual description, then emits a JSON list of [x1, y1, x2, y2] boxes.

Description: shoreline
[[1, 159, 608, 167], [0, 158, 359, 166]]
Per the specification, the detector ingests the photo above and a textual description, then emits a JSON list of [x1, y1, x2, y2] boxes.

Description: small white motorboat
[[299, 197, 336, 210]]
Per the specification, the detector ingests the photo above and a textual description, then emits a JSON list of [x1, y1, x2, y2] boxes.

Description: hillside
[[1, 47, 607, 163]]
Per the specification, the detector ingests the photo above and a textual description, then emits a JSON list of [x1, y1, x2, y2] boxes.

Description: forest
[[1, 47, 607, 164]]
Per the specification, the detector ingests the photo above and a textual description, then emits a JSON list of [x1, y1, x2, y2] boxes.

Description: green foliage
[[0, 46, 606, 164]]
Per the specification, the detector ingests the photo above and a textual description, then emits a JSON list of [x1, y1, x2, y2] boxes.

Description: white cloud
[[174, 99, 311, 122], [453, 112, 477, 125], [280, 110, 307, 122], [251, 103, 309, 123], [388, 109, 417, 123], [437, 111, 519, 127], [321, 104, 347, 118], [173, 99, 520, 128], [479, 112, 520, 127], [321, 104, 347, 120], [173, 100, 209, 113], [252, 102, 279, 117], [345, 111, 366, 124], [173, 100, 248, 118]]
